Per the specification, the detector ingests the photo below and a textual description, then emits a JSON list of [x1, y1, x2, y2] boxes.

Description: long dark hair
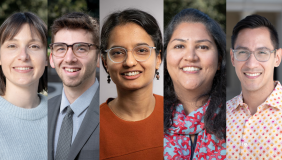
[[164, 8, 226, 140]]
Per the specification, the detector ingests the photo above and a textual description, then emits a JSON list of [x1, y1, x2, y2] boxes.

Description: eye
[[258, 51, 268, 54], [29, 45, 40, 49], [174, 45, 184, 49], [238, 50, 248, 54], [7, 44, 17, 49], [197, 45, 209, 50]]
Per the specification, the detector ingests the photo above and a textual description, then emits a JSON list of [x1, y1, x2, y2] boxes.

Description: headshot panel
[[226, 1, 282, 159], [99, 0, 164, 159]]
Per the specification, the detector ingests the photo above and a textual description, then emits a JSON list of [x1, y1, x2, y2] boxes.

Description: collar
[[231, 81, 282, 112], [60, 78, 99, 117]]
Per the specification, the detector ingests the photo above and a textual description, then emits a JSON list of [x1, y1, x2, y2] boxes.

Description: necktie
[[55, 106, 74, 160]]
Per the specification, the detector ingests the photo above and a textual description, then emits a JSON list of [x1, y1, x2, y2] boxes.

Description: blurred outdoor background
[[48, 0, 99, 99], [227, 0, 282, 100]]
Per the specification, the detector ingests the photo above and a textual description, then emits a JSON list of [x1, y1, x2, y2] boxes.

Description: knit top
[[0, 94, 47, 160]]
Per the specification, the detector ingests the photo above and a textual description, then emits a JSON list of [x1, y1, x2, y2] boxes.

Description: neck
[[3, 81, 40, 109], [64, 76, 96, 104], [174, 84, 210, 115], [242, 81, 275, 115], [110, 83, 155, 121]]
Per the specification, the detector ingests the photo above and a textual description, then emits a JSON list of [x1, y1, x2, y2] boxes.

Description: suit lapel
[[48, 95, 62, 160], [67, 86, 100, 160]]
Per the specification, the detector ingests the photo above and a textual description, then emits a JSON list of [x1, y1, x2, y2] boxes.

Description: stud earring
[[107, 74, 111, 84], [155, 70, 160, 80]]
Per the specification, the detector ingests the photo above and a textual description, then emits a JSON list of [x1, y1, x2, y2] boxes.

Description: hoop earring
[[155, 70, 160, 80], [107, 74, 111, 84]]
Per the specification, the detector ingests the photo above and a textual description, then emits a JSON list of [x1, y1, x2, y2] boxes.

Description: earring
[[155, 70, 160, 80], [107, 74, 111, 84]]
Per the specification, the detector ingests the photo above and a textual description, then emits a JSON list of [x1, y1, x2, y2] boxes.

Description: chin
[[62, 80, 82, 88]]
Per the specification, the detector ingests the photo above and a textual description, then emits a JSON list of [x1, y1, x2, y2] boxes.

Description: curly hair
[[164, 8, 226, 140]]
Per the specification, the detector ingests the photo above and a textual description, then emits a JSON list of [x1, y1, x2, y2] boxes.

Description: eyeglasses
[[49, 42, 98, 58], [105, 45, 156, 63], [232, 49, 276, 62]]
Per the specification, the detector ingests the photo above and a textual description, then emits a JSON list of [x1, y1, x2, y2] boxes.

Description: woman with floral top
[[163, 9, 226, 160]]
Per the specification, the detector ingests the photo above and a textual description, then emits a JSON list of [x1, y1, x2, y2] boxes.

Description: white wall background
[[99, 0, 164, 104]]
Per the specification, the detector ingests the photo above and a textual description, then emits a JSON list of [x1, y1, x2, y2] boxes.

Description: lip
[[244, 72, 262, 79], [180, 65, 202, 74], [13, 66, 33, 73], [63, 66, 81, 76], [120, 70, 142, 80]]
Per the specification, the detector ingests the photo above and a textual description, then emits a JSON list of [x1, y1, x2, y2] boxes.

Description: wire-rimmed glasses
[[49, 42, 98, 58], [105, 45, 156, 63], [232, 49, 276, 62]]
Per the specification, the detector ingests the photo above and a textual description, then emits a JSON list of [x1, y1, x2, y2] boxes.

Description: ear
[[102, 55, 108, 72], [274, 48, 282, 67], [155, 51, 162, 70], [49, 53, 55, 68], [96, 53, 100, 68], [230, 48, 235, 67]]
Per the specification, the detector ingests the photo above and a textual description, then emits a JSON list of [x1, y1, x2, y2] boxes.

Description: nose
[[245, 53, 260, 68], [123, 50, 137, 67], [18, 47, 30, 61], [183, 47, 199, 62], [64, 47, 77, 63]]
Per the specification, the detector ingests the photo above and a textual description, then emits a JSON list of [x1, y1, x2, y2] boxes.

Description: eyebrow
[[7, 38, 42, 43], [109, 43, 150, 49], [170, 38, 213, 44]]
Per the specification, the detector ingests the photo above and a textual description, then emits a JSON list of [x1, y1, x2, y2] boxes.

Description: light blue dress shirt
[[54, 79, 99, 157]]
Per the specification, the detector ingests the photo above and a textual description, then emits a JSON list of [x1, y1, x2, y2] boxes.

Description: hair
[[231, 14, 279, 49], [0, 12, 47, 95], [100, 8, 163, 72], [164, 8, 226, 140], [51, 12, 99, 50]]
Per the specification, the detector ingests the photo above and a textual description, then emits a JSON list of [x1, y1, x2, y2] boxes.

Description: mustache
[[241, 68, 263, 72]]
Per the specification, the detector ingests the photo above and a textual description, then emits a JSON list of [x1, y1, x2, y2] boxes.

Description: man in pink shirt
[[227, 14, 282, 159]]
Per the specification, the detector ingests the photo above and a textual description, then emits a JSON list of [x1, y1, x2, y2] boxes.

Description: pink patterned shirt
[[226, 81, 282, 160]]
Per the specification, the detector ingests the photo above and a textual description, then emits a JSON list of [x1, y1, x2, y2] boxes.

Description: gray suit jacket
[[48, 87, 99, 160]]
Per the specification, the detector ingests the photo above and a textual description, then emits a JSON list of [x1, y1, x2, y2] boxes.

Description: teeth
[[65, 68, 80, 72], [245, 73, 260, 76], [124, 71, 140, 76], [14, 67, 31, 70], [182, 67, 200, 71]]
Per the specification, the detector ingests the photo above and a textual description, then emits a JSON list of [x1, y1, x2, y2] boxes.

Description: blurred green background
[[164, 0, 226, 30]]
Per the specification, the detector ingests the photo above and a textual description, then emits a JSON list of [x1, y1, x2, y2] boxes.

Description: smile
[[182, 67, 201, 71], [244, 73, 261, 77], [14, 67, 33, 70], [123, 71, 140, 76], [64, 68, 81, 72]]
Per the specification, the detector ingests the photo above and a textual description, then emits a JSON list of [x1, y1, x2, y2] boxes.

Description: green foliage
[[164, 0, 226, 31], [0, 0, 47, 24]]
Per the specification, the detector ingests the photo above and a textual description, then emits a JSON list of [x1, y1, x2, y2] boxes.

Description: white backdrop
[[99, 0, 164, 104]]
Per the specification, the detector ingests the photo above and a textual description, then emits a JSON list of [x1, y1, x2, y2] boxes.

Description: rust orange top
[[100, 94, 163, 160]]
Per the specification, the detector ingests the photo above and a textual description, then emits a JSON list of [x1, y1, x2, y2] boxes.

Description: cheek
[[166, 51, 181, 72]]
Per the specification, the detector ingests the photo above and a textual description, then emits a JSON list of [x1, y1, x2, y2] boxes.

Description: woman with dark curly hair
[[163, 9, 226, 160]]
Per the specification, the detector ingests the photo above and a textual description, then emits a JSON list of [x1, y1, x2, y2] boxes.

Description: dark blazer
[[48, 87, 99, 160]]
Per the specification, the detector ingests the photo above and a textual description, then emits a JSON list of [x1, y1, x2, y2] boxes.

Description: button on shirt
[[54, 79, 99, 157], [226, 81, 282, 160]]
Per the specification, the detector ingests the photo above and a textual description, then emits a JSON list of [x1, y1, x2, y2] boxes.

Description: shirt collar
[[231, 81, 282, 112], [60, 78, 99, 117]]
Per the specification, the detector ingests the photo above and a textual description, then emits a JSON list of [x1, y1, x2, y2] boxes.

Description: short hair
[[164, 8, 226, 140], [0, 12, 47, 95], [51, 12, 99, 48], [100, 9, 163, 72], [231, 14, 279, 49]]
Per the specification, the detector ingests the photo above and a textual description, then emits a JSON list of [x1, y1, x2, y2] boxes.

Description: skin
[[167, 22, 218, 115], [230, 27, 281, 115], [50, 28, 100, 103], [102, 23, 161, 121], [0, 24, 47, 108]]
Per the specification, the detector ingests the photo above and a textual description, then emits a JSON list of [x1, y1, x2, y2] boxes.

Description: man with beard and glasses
[[48, 12, 100, 160], [227, 14, 282, 160]]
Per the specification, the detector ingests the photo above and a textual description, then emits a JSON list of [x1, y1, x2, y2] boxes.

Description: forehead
[[234, 27, 273, 49], [171, 22, 212, 41], [53, 28, 93, 44], [108, 23, 154, 47]]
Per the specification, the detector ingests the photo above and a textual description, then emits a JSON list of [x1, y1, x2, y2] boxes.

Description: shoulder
[[48, 94, 62, 104], [154, 94, 163, 105], [226, 94, 241, 112]]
